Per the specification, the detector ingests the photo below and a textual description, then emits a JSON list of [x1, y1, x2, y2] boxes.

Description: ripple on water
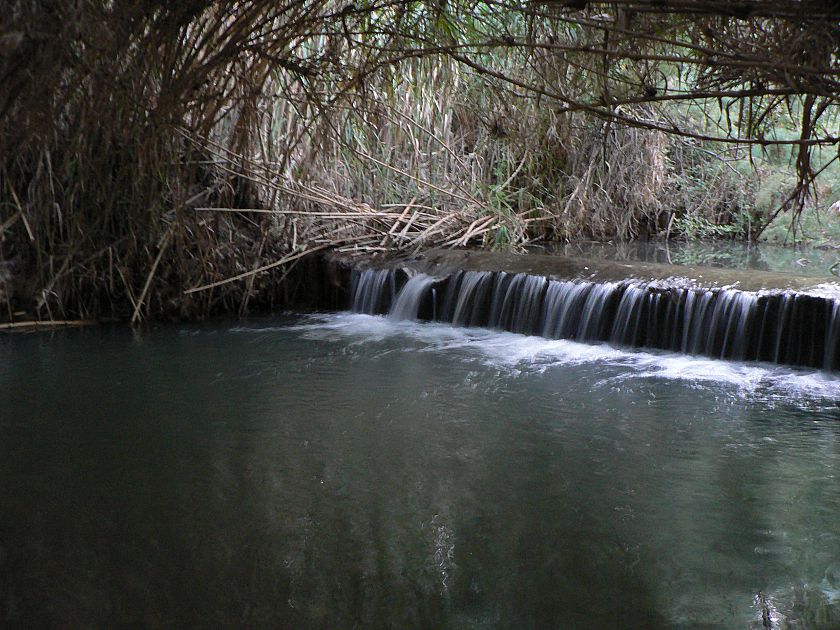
[[279, 312, 840, 410]]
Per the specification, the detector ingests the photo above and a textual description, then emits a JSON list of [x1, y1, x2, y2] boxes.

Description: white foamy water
[[277, 312, 840, 405]]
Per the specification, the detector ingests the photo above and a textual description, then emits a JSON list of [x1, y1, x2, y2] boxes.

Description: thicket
[[0, 1, 837, 322]]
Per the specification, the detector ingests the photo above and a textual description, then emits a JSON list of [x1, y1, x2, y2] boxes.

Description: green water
[[535, 241, 840, 278], [2, 315, 840, 628]]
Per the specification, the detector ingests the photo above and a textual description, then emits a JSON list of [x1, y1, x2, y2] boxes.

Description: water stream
[[351, 267, 840, 370]]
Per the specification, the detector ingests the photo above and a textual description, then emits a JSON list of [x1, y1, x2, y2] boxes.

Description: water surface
[[535, 241, 840, 278], [2, 316, 840, 628]]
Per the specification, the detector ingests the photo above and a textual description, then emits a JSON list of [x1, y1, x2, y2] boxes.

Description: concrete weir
[[343, 249, 840, 371]]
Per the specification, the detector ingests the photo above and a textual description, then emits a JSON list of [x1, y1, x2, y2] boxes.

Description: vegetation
[[0, 1, 838, 322]]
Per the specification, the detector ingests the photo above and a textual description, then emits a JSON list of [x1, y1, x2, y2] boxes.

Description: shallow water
[[2, 315, 840, 628], [535, 241, 840, 278]]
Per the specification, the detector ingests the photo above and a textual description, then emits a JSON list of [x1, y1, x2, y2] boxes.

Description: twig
[[348, 146, 480, 205], [132, 227, 173, 324], [7, 186, 34, 242], [381, 197, 416, 247], [184, 244, 328, 295], [116, 265, 139, 313], [0, 320, 96, 330], [0, 211, 21, 235], [195, 207, 406, 219]]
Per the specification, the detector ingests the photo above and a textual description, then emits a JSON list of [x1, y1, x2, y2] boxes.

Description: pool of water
[[2, 315, 840, 628], [533, 241, 840, 278]]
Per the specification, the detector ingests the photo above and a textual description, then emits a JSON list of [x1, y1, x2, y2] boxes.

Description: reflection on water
[[2, 316, 840, 628], [534, 241, 840, 278]]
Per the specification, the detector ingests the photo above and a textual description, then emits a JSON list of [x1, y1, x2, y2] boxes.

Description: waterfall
[[448, 271, 494, 327], [578, 282, 621, 341], [542, 281, 594, 339], [349, 267, 840, 370], [607, 284, 759, 360], [389, 274, 439, 321], [351, 268, 396, 315], [826, 301, 840, 370], [488, 273, 548, 334]]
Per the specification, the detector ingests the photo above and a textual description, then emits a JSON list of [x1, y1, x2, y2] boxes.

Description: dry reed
[[0, 1, 836, 323]]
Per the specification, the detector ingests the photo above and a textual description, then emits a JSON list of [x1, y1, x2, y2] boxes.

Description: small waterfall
[[352, 268, 396, 315], [577, 282, 621, 341], [610, 284, 648, 347], [826, 301, 840, 370], [349, 267, 840, 370], [608, 284, 759, 360], [448, 271, 494, 326], [773, 293, 794, 365], [488, 273, 548, 334], [388, 274, 438, 321], [542, 281, 593, 339]]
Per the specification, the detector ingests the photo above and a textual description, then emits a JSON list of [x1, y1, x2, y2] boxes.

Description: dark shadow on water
[[2, 323, 839, 628]]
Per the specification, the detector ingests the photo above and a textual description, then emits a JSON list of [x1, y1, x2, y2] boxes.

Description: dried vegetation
[[0, 1, 837, 322]]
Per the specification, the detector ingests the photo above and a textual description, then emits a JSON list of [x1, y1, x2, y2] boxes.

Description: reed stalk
[[0, 1, 836, 322]]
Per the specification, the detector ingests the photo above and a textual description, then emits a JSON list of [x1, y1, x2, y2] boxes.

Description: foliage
[[0, 1, 837, 321]]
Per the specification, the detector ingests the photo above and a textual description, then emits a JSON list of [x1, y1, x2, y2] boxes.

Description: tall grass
[[1, 1, 351, 320], [0, 1, 836, 322]]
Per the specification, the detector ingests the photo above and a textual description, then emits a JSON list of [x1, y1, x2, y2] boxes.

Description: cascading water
[[351, 268, 395, 315], [451, 271, 493, 326], [349, 267, 840, 370], [389, 274, 440, 321]]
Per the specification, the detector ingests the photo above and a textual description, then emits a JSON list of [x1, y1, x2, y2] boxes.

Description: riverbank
[[3, 2, 837, 327], [4, 238, 840, 329]]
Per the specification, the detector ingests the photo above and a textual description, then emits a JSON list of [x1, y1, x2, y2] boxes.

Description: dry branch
[[1, 0, 837, 321], [184, 245, 329, 295]]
